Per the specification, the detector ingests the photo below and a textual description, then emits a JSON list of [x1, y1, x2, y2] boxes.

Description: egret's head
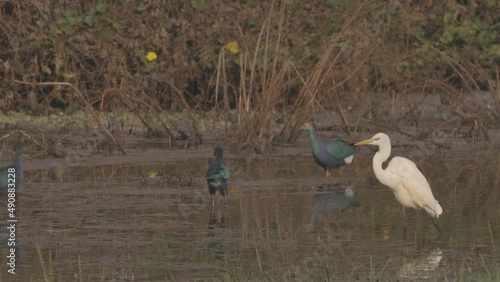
[[301, 122, 314, 131], [354, 133, 389, 147]]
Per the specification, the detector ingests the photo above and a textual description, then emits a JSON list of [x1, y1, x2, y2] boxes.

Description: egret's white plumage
[[355, 133, 443, 232]]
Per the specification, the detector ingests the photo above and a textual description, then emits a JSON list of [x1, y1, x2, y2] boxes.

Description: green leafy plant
[[49, 3, 107, 35], [191, 0, 205, 10]]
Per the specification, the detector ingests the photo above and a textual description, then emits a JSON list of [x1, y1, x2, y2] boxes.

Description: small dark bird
[[301, 122, 356, 178], [206, 147, 230, 207], [0, 143, 23, 191]]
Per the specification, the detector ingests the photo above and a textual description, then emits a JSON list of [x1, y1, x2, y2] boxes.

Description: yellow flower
[[146, 51, 158, 62], [62, 73, 76, 78], [224, 41, 239, 54], [148, 171, 158, 178]]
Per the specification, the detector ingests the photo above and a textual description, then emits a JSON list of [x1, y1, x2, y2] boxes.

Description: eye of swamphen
[[301, 122, 356, 178], [205, 147, 230, 207], [0, 143, 23, 192]]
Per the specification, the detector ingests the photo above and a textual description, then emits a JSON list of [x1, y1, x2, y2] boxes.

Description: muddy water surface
[[1, 144, 499, 280]]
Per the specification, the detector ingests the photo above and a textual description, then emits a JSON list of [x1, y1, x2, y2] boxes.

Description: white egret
[[355, 133, 443, 233]]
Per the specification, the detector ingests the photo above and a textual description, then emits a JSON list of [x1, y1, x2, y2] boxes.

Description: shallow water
[[1, 148, 499, 280]]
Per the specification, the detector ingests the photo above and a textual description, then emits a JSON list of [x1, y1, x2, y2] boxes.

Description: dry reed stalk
[[413, 33, 496, 138], [478, 64, 500, 121], [14, 80, 126, 154], [165, 80, 203, 145], [36, 243, 53, 282], [213, 47, 228, 135], [237, 49, 247, 129], [212, 0, 290, 151], [240, 0, 287, 148], [427, 79, 490, 139], [222, 50, 230, 134], [280, 0, 372, 143], [0, 129, 49, 152], [119, 94, 175, 141], [234, 8, 269, 145]]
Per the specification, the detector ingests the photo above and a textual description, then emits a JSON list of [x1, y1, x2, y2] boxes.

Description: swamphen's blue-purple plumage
[[206, 147, 230, 206], [0, 143, 23, 192], [302, 122, 356, 177]]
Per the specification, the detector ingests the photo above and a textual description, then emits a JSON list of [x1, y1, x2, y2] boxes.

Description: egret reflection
[[397, 248, 443, 280]]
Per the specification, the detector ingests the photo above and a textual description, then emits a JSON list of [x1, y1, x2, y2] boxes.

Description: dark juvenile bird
[[206, 147, 230, 207], [0, 143, 23, 191], [301, 122, 357, 177]]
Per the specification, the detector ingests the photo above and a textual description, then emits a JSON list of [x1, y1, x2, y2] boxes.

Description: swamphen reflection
[[305, 186, 358, 231], [206, 147, 230, 207], [301, 122, 357, 177], [0, 143, 23, 191], [207, 209, 227, 260]]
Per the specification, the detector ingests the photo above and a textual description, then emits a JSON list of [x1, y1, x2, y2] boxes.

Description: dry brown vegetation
[[1, 0, 499, 152]]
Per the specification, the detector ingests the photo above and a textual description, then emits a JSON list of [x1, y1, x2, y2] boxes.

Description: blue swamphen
[[301, 122, 356, 177], [206, 147, 230, 206], [0, 143, 23, 191]]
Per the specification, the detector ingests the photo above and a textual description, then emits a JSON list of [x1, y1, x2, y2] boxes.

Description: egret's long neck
[[372, 143, 391, 185]]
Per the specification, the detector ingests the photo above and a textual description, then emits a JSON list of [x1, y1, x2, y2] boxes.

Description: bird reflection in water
[[397, 248, 443, 280], [305, 185, 359, 231], [207, 208, 228, 261]]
